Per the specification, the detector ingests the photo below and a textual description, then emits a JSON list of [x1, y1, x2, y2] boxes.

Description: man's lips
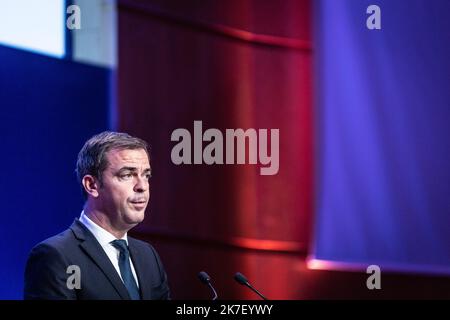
[[129, 198, 147, 205], [130, 200, 147, 211]]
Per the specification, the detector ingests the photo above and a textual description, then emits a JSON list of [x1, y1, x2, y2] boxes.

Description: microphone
[[234, 272, 268, 300], [198, 271, 218, 300]]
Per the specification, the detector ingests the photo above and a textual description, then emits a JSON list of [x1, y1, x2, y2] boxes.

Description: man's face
[[97, 148, 151, 231]]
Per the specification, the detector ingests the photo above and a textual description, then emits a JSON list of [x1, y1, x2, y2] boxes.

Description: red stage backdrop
[[118, 0, 313, 299]]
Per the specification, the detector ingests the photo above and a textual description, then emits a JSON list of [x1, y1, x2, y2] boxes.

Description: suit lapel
[[128, 239, 151, 300], [70, 219, 131, 300]]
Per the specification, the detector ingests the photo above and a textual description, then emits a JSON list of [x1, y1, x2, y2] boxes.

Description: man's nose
[[134, 176, 148, 193]]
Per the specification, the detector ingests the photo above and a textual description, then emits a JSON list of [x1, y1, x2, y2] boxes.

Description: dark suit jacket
[[24, 219, 170, 300]]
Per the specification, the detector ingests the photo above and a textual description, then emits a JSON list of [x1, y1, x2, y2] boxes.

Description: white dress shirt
[[79, 211, 140, 288]]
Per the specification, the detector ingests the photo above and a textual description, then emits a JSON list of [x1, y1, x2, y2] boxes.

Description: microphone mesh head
[[198, 271, 211, 284], [234, 272, 249, 285]]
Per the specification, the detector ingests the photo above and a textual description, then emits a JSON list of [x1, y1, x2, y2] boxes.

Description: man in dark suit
[[24, 131, 170, 300]]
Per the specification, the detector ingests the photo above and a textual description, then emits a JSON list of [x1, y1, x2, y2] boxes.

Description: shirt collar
[[79, 211, 128, 246]]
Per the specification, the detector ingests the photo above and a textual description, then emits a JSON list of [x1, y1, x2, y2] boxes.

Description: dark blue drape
[[313, 0, 450, 274]]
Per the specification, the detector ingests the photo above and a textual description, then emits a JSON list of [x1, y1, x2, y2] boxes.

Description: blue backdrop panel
[[313, 0, 450, 273], [0, 45, 109, 298]]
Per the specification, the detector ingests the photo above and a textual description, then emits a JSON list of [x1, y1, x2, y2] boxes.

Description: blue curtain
[[0, 45, 110, 298], [313, 0, 450, 274]]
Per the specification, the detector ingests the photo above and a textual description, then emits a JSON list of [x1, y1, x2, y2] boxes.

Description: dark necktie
[[110, 239, 141, 300]]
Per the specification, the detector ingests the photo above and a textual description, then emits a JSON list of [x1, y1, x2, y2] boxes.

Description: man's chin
[[126, 210, 146, 224]]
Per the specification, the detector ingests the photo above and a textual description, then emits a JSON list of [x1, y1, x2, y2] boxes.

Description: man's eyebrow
[[117, 167, 152, 173], [118, 167, 138, 172]]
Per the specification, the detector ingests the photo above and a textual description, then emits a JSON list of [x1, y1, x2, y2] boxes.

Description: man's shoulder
[[128, 236, 165, 262], [128, 236, 154, 251], [30, 223, 79, 255]]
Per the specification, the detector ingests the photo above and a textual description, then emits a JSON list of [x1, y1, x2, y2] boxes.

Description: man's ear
[[82, 175, 100, 198]]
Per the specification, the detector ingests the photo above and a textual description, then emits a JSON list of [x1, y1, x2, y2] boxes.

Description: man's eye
[[121, 174, 132, 179], [145, 174, 152, 180]]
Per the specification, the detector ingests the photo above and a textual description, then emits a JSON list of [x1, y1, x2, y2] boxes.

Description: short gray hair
[[76, 131, 150, 198]]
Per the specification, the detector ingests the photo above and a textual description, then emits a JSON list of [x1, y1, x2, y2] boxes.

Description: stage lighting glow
[[0, 0, 65, 58]]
